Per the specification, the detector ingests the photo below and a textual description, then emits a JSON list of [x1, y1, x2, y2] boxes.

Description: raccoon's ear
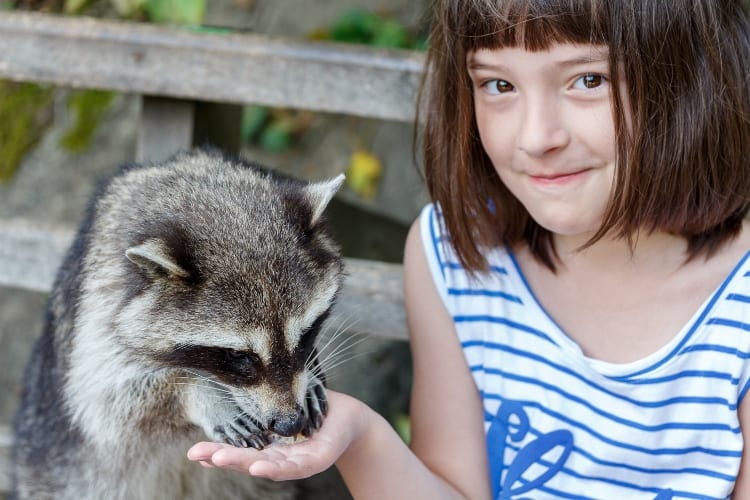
[[125, 238, 190, 279], [305, 174, 345, 225]]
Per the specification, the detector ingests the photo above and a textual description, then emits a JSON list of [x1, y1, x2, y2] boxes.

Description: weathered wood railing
[[0, 10, 425, 493]]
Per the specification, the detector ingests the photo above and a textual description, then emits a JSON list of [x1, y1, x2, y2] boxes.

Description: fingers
[[187, 441, 227, 461], [248, 454, 319, 481], [212, 444, 321, 480], [185, 391, 366, 481], [187, 440, 327, 481], [188, 441, 264, 474]]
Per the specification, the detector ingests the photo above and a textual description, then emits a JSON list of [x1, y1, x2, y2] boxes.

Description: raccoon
[[11, 150, 350, 499]]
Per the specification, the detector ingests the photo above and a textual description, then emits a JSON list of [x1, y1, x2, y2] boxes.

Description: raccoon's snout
[[269, 405, 305, 437]]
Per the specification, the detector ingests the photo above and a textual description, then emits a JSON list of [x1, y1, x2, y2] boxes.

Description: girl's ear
[[305, 174, 345, 225], [125, 238, 190, 279]]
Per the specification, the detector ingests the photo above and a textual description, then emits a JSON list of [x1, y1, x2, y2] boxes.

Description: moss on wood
[[59, 89, 115, 153], [0, 80, 54, 182]]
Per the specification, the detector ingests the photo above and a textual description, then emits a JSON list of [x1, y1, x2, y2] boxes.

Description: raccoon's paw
[[301, 376, 328, 438], [213, 416, 272, 450]]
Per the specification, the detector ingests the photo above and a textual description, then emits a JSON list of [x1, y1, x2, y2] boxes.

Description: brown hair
[[419, 0, 750, 272]]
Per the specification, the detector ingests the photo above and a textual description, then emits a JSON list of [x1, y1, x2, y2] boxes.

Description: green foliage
[[241, 104, 270, 143], [393, 413, 411, 444], [329, 9, 383, 45], [62, 0, 205, 23], [145, 0, 205, 25], [317, 8, 427, 50], [109, 0, 147, 17], [258, 117, 295, 152], [59, 89, 115, 153], [242, 106, 313, 152], [0, 81, 54, 182], [63, 0, 92, 14]]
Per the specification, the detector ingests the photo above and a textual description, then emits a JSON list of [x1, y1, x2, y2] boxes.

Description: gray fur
[[12, 151, 348, 499]]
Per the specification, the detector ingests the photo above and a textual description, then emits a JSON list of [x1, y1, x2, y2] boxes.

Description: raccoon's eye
[[226, 349, 249, 360], [224, 349, 260, 374]]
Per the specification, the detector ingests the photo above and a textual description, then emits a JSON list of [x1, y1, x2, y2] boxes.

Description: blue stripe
[[442, 260, 508, 275], [533, 471, 724, 500], [428, 206, 508, 276], [464, 341, 739, 408], [448, 287, 522, 303], [706, 317, 750, 332], [537, 467, 724, 499], [455, 316, 560, 347], [482, 394, 742, 458], [507, 249, 750, 381], [608, 251, 750, 380], [495, 426, 736, 487], [427, 205, 446, 281], [726, 293, 750, 304], [566, 442, 735, 482], [476, 365, 738, 429], [680, 344, 750, 359], [622, 370, 739, 386]]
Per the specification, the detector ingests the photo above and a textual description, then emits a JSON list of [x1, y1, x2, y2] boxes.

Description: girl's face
[[468, 43, 620, 242]]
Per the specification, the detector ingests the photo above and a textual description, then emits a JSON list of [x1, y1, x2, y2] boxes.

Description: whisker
[[311, 332, 372, 371], [310, 325, 368, 364], [308, 314, 362, 365], [316, 348, 378, 376]]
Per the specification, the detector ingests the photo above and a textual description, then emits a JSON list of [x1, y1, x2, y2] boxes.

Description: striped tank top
[[419, 204, 750, 499]]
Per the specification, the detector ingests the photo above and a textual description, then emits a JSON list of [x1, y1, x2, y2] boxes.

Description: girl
[[188, 0, 750, 497]]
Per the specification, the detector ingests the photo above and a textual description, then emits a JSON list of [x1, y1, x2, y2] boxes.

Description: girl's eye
[[482, 79, 515, 95], [573, 73, 607, 90]]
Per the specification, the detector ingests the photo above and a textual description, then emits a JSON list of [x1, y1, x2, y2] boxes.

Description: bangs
[[457, 0, 609, 52]]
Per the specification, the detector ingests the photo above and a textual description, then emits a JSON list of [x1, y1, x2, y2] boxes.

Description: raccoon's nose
[[269, 406, 305, 437]]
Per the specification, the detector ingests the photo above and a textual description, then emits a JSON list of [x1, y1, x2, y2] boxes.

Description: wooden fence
[[0, 10, 425, 493]]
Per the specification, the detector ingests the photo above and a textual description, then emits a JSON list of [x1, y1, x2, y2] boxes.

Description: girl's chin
[[535, 218, 601, 240]]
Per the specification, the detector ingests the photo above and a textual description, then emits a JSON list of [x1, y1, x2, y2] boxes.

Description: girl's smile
[[527, 167, 593, 186], [468, 43, 621, 239]]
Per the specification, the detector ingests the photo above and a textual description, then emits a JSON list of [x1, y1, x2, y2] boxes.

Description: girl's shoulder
[[417, 203, 513, 275]]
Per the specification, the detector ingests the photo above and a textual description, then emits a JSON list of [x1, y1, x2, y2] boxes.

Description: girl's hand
[[187, 390, 366, 481]]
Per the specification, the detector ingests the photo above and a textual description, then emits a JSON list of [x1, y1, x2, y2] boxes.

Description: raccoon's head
[[113, 157, 345, 437]]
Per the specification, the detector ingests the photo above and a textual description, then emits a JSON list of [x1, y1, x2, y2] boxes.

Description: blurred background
[[0, 0, 433, 470]]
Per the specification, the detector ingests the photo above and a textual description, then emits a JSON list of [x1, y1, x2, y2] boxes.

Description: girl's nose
[[517, 98, 570, 157]]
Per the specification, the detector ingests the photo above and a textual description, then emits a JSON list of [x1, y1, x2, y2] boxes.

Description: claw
[[248, 434, 269, 450], [315, 384, 328, 416]]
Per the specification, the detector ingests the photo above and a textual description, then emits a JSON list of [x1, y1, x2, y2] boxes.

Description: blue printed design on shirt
[[487, 401, 674, 499]]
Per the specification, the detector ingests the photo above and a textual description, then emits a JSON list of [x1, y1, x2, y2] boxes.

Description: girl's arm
[[187, 220, 490, 499], [402, 218, 492, 499], [732, 392, 750, 495]]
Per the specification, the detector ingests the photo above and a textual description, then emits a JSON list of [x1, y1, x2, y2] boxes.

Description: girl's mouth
[[528, 168, 591, 186]]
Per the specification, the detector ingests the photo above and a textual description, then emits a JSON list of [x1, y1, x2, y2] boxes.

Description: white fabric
[[420, 203, 750, 499]]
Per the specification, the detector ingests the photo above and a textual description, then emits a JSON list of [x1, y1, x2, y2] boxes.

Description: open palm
[[187, 390, 364, 481]]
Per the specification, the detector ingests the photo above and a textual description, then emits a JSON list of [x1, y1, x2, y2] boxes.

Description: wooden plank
[[0, 11, 425, 122], [136, 96, 195, 162], [0, 426, 9, 493], [0, 219, 73, 294], [0, 220, 407, 341]]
